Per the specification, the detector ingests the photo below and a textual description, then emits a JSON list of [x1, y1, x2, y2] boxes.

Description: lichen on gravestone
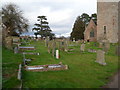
[[95, 50, 106, 65]]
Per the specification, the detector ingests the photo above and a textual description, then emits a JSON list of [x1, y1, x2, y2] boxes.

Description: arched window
[[90, 30, 94, 37]]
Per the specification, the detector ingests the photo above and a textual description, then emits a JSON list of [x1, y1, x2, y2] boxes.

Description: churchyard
[[2, 38, 119, 88]]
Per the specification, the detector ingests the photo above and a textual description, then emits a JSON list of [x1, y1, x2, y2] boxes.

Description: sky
[[1, 0, 97, 37]]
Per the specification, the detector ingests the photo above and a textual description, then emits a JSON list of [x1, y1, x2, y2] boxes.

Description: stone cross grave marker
[[80, 43, 85, 52], [95, 50, 106, 65]]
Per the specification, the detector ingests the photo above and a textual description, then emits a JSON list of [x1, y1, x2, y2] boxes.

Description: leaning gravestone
[[95, 50, 106, 65], [80, 43, 85, 52]]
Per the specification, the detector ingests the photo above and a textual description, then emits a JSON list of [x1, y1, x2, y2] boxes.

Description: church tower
[[97, 0, 119, 43]]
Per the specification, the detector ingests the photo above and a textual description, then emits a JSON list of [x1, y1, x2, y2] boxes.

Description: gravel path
[[102, 70, 120, 88]]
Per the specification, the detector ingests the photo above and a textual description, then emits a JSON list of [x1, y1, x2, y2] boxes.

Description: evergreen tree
[[32, 16, 54, 39], [70, 16, 85, 40]]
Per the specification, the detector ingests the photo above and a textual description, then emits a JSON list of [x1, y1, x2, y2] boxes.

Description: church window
[[90, 30, 94, 37], [104, 26, 106, 34]]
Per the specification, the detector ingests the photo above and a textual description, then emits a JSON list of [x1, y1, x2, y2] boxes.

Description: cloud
[[1, 0, 97, 37]]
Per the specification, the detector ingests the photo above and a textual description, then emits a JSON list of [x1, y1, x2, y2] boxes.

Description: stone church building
[[84, 0, 119, 43], [84, 19, 97, 42], [97, 0, 119, 43]]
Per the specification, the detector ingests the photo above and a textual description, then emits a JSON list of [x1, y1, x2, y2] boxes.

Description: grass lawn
[[19, 40, 119, 88], [2, 47, 22, 88]]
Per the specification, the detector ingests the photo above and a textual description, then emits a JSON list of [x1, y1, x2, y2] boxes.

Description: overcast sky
[[1, 0, 97, 37]]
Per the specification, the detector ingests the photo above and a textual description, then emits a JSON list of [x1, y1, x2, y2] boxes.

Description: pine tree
[[32, 16, 54, 39]]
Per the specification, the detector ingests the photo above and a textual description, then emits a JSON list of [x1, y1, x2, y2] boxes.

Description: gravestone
[[5, 36, 13, 50], [60, 40, 65, 51], [73, 38, 75, 42], [52, 40, 56, 57], [102, 39, 110, 52], [14, 47, 18, 54], [95, 50, 106, 65], [64, 40, 68, 52], [45, 36, 50, 47], [47, 41, 52, 53], [56, 50, 59, 59], [99, 42, 103, 48], [12, 37, 20, 43], [17, 64, 22, 80], [80, 43, 85, 52]]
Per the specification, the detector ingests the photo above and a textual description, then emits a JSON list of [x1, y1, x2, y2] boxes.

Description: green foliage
[[70, 13, 97, 41], [80, 13, 91, 26], [70, 16, 85, 40], [32, 16, 54, 39]]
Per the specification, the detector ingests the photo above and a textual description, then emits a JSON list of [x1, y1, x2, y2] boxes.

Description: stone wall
[[97, 2, 118, 43]]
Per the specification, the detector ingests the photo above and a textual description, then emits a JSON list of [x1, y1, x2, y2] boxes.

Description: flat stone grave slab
[[87, 49, 97, 53], [23, 52, 40, 55], [25, 63, 68, 72], [18, 46, 35, 50]]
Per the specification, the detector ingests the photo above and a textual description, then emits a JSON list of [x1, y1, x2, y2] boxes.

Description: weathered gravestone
[[80, 43, 85, 52], [47, 42, 51, 53], [95, 50, 106, 65], [99, 42, 103, 48], [14, 47, 18, 54], [64, 40, 68, 52], [52, 40, 56, 57], [59, 40, 65, 51], [5, 36, 13, 50], [73, 38, 75, 42], [17, 64, 22, 80], [102, 40, 110, 52], [45, 36, 50, 47], [12, 37, 20, 45]]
